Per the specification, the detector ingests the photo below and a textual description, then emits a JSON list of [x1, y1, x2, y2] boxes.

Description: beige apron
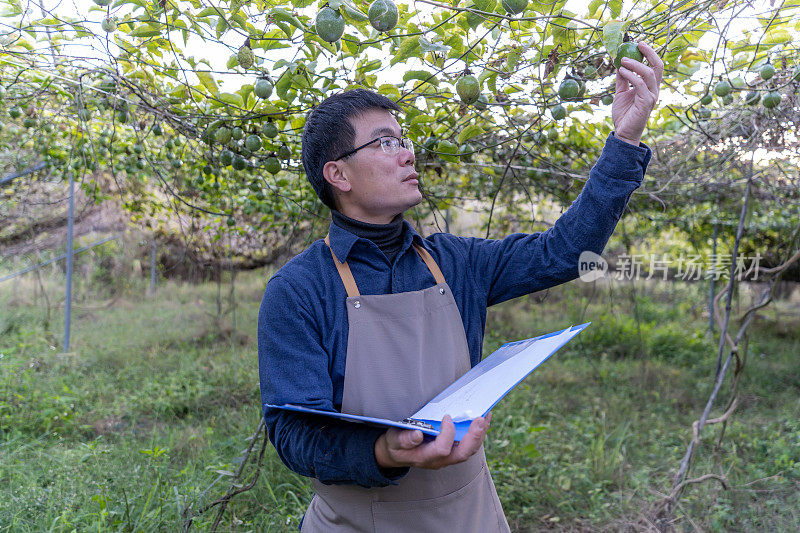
[[300, 236, 510, 533]]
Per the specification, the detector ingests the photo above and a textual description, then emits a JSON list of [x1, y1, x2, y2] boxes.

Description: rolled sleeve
[[598, 132, 652, 181]]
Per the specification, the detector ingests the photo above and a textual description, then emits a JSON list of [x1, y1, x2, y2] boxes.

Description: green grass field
[[1, 268, 798, 531]]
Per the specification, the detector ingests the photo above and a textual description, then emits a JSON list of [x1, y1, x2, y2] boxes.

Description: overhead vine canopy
[[0, 0, 798, 260]]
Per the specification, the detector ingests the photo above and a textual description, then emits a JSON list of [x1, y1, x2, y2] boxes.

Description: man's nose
[[400, 145, 415, 166]]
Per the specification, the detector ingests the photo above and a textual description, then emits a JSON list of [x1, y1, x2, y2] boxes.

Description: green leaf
[[587, 0, 603, 17], [130, 23, 162, 37], [478, 70, 497, 94], [215, 92, 244, 107], [403, 70, 439, 85], [216, 16, 228, 37], [275, 71, 292, 99], [391, 36, 421, 66], [529, 0, 565, 14], [343, 37, 361, 56], [231, 12, 248, 30], [270, 8, 304, 31], [505, 48, 522, 74], [112, 0, 144, 8], [419, 36, 451, 53], [410, 114, 435, 125], [609, 0, 622, 18], [196, 71, 218, 94], [275, 20, 294, 38], [377, 83, 401, 100], [358, 59, 383, 73], [341, 3, 369, 22], [602, 20, 627, 59], [763, 28, 791, 45], [196, 6, 222, 17], [457, 124, 484, 144]]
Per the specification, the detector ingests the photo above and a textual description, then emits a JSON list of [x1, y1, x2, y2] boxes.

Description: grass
[[1, 266, 799, 531]]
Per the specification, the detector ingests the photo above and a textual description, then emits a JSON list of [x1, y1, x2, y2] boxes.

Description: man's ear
[[323, 160, 352, 194]]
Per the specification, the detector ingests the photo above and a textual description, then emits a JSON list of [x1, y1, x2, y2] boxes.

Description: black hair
[[301, 89, 401, 210]]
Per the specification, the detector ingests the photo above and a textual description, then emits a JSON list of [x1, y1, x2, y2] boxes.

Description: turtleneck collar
[[331, 210, 405, 264]]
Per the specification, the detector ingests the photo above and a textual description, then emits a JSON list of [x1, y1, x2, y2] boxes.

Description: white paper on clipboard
[[411, 324, 585, 423]]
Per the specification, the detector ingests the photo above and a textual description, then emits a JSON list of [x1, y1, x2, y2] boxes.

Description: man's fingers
[[620, 57, 658, 97], [399, 429, 423, 449], [637, 41, 664, 85], [614, 69, 630, 95], [451, 417, 487, 461], [617, 67, 650, 101], [431, 415, 456, 457], [385, 428, 423, 451]]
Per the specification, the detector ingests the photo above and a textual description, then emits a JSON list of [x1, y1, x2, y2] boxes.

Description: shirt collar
[[327, 216, 426, 263]]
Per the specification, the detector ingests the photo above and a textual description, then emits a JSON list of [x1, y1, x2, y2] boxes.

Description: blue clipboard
[[266, 322, 589, 442]]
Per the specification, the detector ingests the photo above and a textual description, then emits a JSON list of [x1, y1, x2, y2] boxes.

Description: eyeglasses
[[333, 135, 414, 161]]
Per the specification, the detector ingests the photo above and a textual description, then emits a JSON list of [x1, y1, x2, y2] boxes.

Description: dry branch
[[182, 419, 268, 532]]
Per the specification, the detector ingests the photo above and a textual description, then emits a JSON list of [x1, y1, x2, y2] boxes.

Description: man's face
[[331, 108, 421, 222]]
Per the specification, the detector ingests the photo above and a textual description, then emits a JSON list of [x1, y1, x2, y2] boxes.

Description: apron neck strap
[[412, 243, 446, 285], [324, 234, 446, 298], [325, 234, 360, 297]]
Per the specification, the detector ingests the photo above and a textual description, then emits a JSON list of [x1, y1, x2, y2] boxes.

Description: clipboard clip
[[400, 418, 434, 430]]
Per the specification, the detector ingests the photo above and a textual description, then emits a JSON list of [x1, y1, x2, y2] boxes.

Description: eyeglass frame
[[331, 135, 414, 162]]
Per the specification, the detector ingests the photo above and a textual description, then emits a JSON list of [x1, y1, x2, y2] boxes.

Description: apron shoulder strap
[[412, 243, 446, 285], [323, 234, 447, 296], [324, 234, 360, 297]]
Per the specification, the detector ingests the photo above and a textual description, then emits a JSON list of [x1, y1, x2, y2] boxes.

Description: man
[[259, 43, 663, 531]]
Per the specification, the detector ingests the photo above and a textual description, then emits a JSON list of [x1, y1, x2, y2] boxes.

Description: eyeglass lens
[[378, 136, 414, 154]]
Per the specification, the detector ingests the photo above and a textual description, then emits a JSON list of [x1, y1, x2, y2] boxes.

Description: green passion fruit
[[101, 17, 117, 33], [714, 80, 731, 97], [232, 154, 248, 171], [237, 46, 254, 69], [316, 7, 345, 43], [215, 127, 232, 144], [265, 155, 281, 175], [456, 75, 480, 104], [245, 134, 262, 152], [368, 0, 399, 32], [262, 121, 279, 138], [550, 104, 566, 120], [220, 150, 234, 166], [558, 79, 580, 100], [762, 91, 781, 109], [254, 78, 273, 99], [614, 41, 643, 70]]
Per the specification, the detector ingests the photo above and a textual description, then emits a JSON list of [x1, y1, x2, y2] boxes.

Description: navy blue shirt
[[258, 133, 651, 488]]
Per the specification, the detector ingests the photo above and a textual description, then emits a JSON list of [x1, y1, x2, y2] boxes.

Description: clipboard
[[266, 323, 589, 442]]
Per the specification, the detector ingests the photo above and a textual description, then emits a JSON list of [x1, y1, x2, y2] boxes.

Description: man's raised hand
[[612, 42, 664, 147]]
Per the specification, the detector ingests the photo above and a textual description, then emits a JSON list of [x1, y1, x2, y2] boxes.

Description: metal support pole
[[708, 221, 718, 333], [63, 171, 75, 352], [150, 240, 156, 295]]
